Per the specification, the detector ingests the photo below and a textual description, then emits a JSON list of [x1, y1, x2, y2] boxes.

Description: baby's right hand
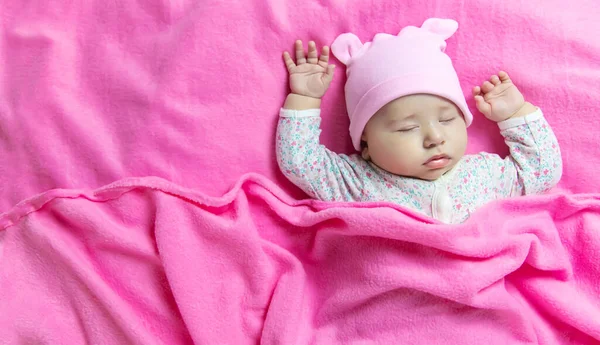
[[283, 40, 335, 99]]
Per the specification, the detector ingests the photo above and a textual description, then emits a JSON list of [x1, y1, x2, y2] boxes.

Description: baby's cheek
[[389, 143, 422, 169], [370, 135, 422, 173], [449, 130, 468, 156]]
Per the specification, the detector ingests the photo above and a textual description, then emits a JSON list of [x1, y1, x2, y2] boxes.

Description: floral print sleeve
[[275, 108, 366, 202], [480, 108, 562, 197]]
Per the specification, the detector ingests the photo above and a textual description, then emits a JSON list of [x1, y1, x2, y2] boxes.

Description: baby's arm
[[277, 41, 365, 201], [480, 110, 562, 196], [276, 109, 366, 201], [473, 72, 562, 196]]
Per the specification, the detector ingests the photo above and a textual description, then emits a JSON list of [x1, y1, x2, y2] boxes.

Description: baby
[[276, 18, 562, 224]]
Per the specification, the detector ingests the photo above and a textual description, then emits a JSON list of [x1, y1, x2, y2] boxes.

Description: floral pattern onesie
[[276, 108, 562, 224]]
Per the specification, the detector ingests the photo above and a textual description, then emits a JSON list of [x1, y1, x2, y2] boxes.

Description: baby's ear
[[331, 33, 363, 65], [420, 18, 458, 41]]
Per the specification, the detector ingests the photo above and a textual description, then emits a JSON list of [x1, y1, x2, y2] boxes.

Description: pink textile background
[[0, 0, 599, 210], [2, 2, 600, 343], [1, 174, 599, 344]]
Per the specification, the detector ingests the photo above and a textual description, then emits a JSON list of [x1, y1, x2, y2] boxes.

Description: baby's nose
[[423, 128, 445, 148]]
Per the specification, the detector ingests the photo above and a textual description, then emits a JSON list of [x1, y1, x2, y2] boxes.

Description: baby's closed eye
[[396, 126, 419, 132], [440, 116, 456, 123]]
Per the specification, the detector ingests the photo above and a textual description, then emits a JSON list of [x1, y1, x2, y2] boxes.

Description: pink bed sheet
[[1, 0, 599, 212], [2, 1, 600, 343]]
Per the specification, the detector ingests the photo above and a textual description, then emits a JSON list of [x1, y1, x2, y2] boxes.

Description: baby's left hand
[[472, 71, 527, 122]]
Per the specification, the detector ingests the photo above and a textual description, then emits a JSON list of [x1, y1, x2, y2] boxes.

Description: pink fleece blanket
[[1, 174, 599, 344], [2, 0, 600, 344]]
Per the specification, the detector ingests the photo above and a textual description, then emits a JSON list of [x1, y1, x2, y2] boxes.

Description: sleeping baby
[[276, 18, 562, 224]]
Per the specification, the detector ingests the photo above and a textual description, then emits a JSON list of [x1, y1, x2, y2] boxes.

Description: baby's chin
[[387, 167, 447, 181], [411, 162, 457, 181], [376, 158, 460, 181], [416, 170, 446, 181]]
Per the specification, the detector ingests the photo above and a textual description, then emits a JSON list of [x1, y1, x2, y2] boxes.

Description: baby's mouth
[[423, 154, 451, 169]]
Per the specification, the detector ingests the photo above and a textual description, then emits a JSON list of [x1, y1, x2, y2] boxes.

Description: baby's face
[[362, 94, 467, 181]]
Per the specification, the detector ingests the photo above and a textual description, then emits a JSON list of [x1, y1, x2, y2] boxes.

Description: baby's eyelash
[[397, 127, 418, 132], [441, 117, 456, 123]]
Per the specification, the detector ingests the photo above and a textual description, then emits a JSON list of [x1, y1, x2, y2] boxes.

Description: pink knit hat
[[331, 18, 473, 151]]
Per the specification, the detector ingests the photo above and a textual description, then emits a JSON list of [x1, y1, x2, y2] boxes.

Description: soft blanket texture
[[1, 174, 599, 344], [2, 0, 600, 344], [1, 0, 600, 212]]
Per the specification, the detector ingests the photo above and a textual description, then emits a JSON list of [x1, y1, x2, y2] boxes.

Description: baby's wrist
[[283, 93, 322, 110], [290, 93, 321, 100], [506, 102, 537, 120]]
